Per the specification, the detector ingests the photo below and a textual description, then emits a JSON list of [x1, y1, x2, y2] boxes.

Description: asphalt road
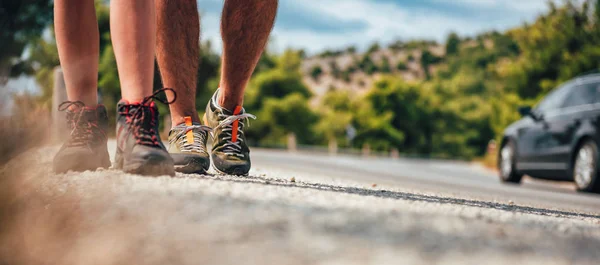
[[252, 148, 600, 215], [2, 141, 599, 264]]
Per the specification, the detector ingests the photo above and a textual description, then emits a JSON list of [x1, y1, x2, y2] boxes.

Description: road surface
[[252, 148, 600, 214], [1, 140, 599, 265]]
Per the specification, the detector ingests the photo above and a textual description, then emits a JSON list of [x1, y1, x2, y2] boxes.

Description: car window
[[562, 82, 599, 108], [535, 84, 574, 113]]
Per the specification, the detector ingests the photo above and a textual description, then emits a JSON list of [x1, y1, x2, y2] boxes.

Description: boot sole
[[175, 159, 209, 174], [123, 162, 175, 176], [171, 154, 210, 174], [115, 151, 175, 177], [210, 159, 249, 176]]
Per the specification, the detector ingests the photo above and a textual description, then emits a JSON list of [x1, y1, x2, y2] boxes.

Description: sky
[[198, 0, 558, 54]]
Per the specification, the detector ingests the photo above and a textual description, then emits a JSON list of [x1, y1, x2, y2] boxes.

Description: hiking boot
[[53, 102, 111, 173], [204, 89, 256, 175], [168, 116, 212, 174], [114, 89, 176, 176]]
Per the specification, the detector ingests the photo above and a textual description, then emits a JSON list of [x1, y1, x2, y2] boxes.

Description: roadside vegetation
[[4, 0, 600, 159]]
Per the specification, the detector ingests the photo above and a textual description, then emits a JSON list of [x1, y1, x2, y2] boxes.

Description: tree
[[0, 0, 53, 84], [388, 40, 404, 51], [310, 65, 323, 81], [256, 93, 319, 145], [244, 49, 316, 145], [358, 55, 378, 74], [380, 57, 391, 73], [367, 42, 380, 54], [315, 89, 354, 145], [445, 32, 460, 55], [396, 61, 408, 71], [421, 50, 442, 79], [245, 50, 311, 111]]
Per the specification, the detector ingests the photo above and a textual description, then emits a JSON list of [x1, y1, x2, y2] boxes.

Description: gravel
[[1, 146, 599, 265]]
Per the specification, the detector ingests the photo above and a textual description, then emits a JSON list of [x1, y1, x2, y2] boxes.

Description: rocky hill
[[300, 41, 446, 101]]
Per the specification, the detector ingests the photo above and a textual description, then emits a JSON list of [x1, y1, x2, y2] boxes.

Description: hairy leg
[[155, 0, 201, 125], [219, 0, 278, 110], [54, 0, 99, 106], [110, 0, 155, 102]]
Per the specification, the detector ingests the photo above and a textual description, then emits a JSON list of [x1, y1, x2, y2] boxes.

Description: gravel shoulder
[[1, 146, 600, 265]]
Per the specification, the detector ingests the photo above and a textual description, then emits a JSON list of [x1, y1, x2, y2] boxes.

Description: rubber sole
[[122, 162, 175, 177], [115, 151, 175, 177], [210, 159, 249, 176], [175, 159, 209, 174]]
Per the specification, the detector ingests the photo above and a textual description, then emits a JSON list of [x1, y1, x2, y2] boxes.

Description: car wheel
[[573, 140, 600, 193], [499, 140, 523, 184]]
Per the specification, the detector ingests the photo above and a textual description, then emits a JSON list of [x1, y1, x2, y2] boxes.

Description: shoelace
[[213, 112, 256, 156], [58, 101, 105, 148], [169, 124, 212, 153], [119, 88, 177, 147]]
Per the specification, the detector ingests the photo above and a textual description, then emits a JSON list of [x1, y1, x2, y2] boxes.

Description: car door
[[539, 82, 598, 167], [516, 83, 574, 172]]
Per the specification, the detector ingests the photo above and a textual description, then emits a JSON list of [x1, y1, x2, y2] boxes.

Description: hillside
[[300, 42, 445, 101]]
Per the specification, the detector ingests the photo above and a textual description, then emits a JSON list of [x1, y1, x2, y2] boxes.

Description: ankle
[[217, 91, 243, 111], [171, 114, 201, 127]]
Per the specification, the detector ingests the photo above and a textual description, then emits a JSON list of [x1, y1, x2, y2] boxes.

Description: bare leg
[[54, 0, 98, 106], [219, 0, 278, 110], [155, 0, 201, 125], [110, 0, 155, 102]]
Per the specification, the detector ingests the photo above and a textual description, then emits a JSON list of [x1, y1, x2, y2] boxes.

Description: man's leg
[[203, 0, 277, 175], [156, 0, 211, 174], [54, 0, 98, 106], [219, 0, 278, 110], [155, 0, 201, 125], [110, 0, 175, 176], [53, 0, 110, 173]]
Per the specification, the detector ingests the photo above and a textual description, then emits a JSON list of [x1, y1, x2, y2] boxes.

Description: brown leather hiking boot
[[53, 102, 111, 173]]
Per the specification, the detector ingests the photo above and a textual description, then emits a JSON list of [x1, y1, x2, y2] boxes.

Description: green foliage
[[255, 93, 319, 145], [341, 70, 351, 83], [445, 32, 460, 55], [318, 49, 344, 58], [367, 42, 380, 54], [380, 57, 391, 73], [402, 40, 438, 50], [0, 0, 53, 79], [396, 61, 408, 71], [358, 55, 378, 74], [245, 49, 317, 146], [310, 65, 323, 81], [421, 50, 443, 78], [388, 40, 404, 51], [245, 50, 311, 111]]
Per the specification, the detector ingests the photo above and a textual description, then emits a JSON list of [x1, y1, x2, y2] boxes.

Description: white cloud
[[199, 0, 556, 54]]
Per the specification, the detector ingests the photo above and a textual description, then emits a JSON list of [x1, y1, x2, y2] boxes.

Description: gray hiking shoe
[[204, 89, 256, 175], [168, 117, 212, 174]]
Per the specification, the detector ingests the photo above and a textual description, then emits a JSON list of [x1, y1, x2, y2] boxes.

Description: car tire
[[498, 140, 523, 184], [573, 140, 600, 193]]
